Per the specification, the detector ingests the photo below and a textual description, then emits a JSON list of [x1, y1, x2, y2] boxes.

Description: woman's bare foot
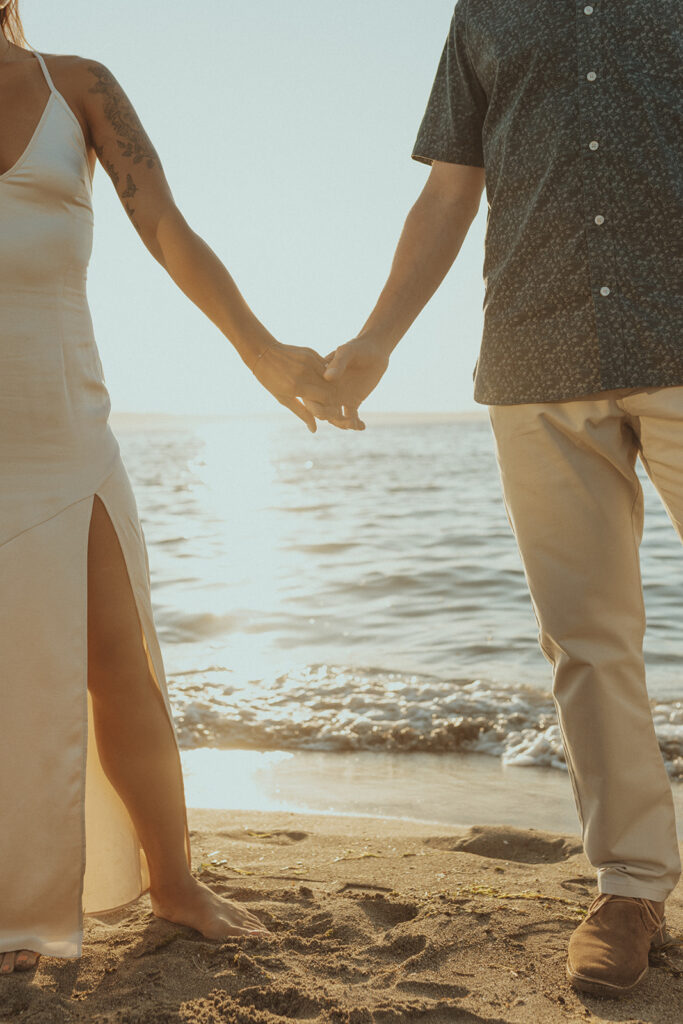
[[1, 878, 266, 973], [1, 950, 41, 974], [150, 876, 271, 940]]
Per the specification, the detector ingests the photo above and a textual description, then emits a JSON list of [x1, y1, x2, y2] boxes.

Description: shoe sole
[[566, 960, 649, 999]]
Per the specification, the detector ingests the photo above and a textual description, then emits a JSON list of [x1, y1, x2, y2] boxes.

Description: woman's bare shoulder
[[36, 53, 118, 146], [38, 52, 112, 95]]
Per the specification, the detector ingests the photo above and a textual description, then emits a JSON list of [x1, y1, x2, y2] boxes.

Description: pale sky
[[24, 0, 487, 416]]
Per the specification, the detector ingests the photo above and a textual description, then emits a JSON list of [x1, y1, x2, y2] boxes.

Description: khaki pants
[[488, 385, 683, 902]]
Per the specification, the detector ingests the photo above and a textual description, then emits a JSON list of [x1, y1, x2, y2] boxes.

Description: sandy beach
[[2, 808, 681, 1024]]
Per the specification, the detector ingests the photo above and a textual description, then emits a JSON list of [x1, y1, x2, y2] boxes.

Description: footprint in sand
[[559, 875, 596, 894], [208, 883, 317, 917], [233, 983, 330, 1018], [378, 933, 429, 958], [376, 1007, 509, 1024], [395, 979, 470, 998], [354, 894, 421, 929], [424, 825, 582, 864], [217, 828, 310, 845], [299, 910, 335, 938]]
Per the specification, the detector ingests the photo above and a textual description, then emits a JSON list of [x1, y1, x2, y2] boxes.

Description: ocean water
[[111, 411, 683, 791]]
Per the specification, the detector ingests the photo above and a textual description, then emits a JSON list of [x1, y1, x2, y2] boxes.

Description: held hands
[[249, 340, 354, 433], [314, 336, 390, 430], [249, 335, 389, 433]]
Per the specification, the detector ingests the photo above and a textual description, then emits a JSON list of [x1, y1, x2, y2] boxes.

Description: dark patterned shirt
[[412, 0, 683, 405]]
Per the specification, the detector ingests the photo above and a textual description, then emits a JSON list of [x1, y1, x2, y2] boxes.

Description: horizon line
[[110, 409, 488, 425]]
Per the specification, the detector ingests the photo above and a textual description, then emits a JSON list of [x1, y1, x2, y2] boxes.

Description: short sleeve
[[412, 0, 487, 168]]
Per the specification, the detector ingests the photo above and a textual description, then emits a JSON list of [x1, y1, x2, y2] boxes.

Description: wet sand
[[179, 747, 683, 839], [2, 808, 682, 1024]]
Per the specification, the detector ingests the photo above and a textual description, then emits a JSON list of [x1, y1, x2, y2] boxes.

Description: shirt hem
[[476, 379, 683, 406]]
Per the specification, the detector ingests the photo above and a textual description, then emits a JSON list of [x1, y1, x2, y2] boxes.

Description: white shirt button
[[594, 214, 605, 224], [600, 286, 611, 296], [589, 140, 599, 150], [587, 71, 597, 81], [584, 5, 594, 14]]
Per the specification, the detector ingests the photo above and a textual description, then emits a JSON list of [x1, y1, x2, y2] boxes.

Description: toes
[[0, 949, 40, 973], [15, 950, 39, 970], [1, 951, 16, 974], [242, 925, 270, 934], [229, 908, 268, 932], [227, 924, 268, 937], [237, 915, 271, 935], [218, 907, 270, 937], [246, 918, 270, 933]]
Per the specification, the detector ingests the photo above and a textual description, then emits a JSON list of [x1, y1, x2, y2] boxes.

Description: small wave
[[289, 542, 359, 555], [168, 665, 683, 782], [161, 610, 244, 642]]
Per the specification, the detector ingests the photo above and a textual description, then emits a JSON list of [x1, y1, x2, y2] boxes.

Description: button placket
[[576, 0, 621, 378]]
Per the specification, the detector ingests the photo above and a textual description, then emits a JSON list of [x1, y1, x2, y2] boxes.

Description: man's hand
[[251, 340, 358, 433], [303, 336, 390, 429], [301, 163, 484, 431]]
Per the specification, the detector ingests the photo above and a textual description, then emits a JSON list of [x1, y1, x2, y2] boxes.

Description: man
[[315, 0, 683, 1000]]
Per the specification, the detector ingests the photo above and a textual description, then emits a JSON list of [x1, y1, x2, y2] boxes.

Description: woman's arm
[[77, 60, 344, 431]]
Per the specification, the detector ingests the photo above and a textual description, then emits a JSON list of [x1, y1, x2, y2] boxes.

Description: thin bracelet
[[251, 342, 274, 372]]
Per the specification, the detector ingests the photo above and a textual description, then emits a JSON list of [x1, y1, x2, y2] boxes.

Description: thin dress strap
[[31, 50, 57, 94]]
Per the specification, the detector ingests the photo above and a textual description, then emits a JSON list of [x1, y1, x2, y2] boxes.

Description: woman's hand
[[250, 340, 354, 433]]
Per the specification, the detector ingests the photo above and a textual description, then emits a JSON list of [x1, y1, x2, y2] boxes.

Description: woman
[[0, 0, 357, 975]]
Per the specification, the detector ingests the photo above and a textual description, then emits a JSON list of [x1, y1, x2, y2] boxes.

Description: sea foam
[[168, 664, 683, 782]]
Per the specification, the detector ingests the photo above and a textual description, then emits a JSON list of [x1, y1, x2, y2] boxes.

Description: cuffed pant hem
[[598, 879, 673, 903]]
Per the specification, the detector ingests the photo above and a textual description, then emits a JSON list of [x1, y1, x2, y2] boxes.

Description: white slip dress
[[0, 49, 192, 959]]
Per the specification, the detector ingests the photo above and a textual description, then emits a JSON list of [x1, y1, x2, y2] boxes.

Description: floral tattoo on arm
[[88, 64, 159, 228]]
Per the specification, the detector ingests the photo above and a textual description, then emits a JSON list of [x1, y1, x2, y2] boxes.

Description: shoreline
[[179, 745, 683, 840], [9, 807, 682, 1023]]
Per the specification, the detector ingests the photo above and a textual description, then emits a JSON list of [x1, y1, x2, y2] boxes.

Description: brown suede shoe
[[566, 893, 671, 998]]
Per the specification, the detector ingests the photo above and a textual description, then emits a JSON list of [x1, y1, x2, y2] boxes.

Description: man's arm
[[320, 161, 485, 426]]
